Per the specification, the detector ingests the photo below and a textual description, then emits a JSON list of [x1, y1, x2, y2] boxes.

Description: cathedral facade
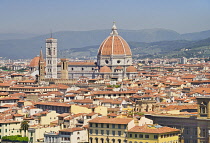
[[32, 23, 137, 80]]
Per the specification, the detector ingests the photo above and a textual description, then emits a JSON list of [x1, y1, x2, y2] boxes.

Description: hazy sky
[[0, 0, 210, 34]]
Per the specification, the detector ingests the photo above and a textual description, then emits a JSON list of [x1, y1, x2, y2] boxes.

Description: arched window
[[89, 137, 93, 143], [95, 137, 98, 143], [101, 138, 104, 143], [200, 101, 207, 114]]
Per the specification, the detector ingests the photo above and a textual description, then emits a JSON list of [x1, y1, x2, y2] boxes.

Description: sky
[[0, 0, 210, 34]]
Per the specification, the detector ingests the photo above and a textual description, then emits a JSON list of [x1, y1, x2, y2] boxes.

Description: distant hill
[[0, 28, 210, 59], [59, 38, 210, 59], [0, 33, 38, 40], [181, 30, 210, 41], [129, 37, 210, 59]]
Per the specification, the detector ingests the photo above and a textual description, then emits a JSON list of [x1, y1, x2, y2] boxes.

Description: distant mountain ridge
[[59, 37, 210, 59], [0, 28, 210, 59]]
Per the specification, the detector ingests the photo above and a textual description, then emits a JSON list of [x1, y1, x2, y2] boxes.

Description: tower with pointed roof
[[46, 37, 58, 78], [39, 48, 45, 81]]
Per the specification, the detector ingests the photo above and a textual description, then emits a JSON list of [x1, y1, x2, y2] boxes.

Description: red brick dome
[[99, 66, 111, 73], [29, 56, 40, 67], [98, 23, 132, 56]]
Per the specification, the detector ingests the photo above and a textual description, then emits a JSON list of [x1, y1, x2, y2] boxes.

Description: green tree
[[20, 120, 29, 137]]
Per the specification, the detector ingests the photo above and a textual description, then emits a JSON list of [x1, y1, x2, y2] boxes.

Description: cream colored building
[[88, 117, 135, 143], [40, 110, 59, 125], [0, 120, 21, 140], [71, 104, 107, 116], [28, 125, 60, 143]]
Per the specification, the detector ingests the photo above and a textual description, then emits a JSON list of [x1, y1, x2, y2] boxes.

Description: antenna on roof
[[50, 29, 53, 38]]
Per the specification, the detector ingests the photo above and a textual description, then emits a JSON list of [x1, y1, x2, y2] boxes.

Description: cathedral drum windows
[[105, 60, 109, 64]]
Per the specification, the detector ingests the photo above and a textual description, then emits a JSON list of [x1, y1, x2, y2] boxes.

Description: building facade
[[38, 23, 138, 80]]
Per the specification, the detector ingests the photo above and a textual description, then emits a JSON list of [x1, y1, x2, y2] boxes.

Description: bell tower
[[39, 48, 45, 81], [61, 58, 69, 79], [46, 37, 57, 78]]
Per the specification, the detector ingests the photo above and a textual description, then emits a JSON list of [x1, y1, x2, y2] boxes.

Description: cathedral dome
[[99, 66, 111, 73], [29, 56, 40, 67], [98, 23, 132, 56]]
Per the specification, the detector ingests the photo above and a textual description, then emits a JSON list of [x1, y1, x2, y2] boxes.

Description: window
[[101, 130, 104, 135], [95, 130, 98, 135], [135, 134, 137, 138], [154, 135, 158, 139], [200, 101, 207, 114], [145, 135, 149, 138], [106, 130, 109, 135], [117, 60, 121, 64], [90, 123, 92, 127], [95, 123, 98, 127], [101, 124, 104, 128], [118, 124, 121, 129], [129, 134, 132, 137], [112, 124, 115, 128], [106, 124, 109, 128], [193, 128, 197, 135], [200, 128, 207, 137], [118, 131, 121, 136], [112, 131, 115, 136], [184, 127, 190, 135], [139, 134, 143, 138], [124, 125, 127, 129]]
